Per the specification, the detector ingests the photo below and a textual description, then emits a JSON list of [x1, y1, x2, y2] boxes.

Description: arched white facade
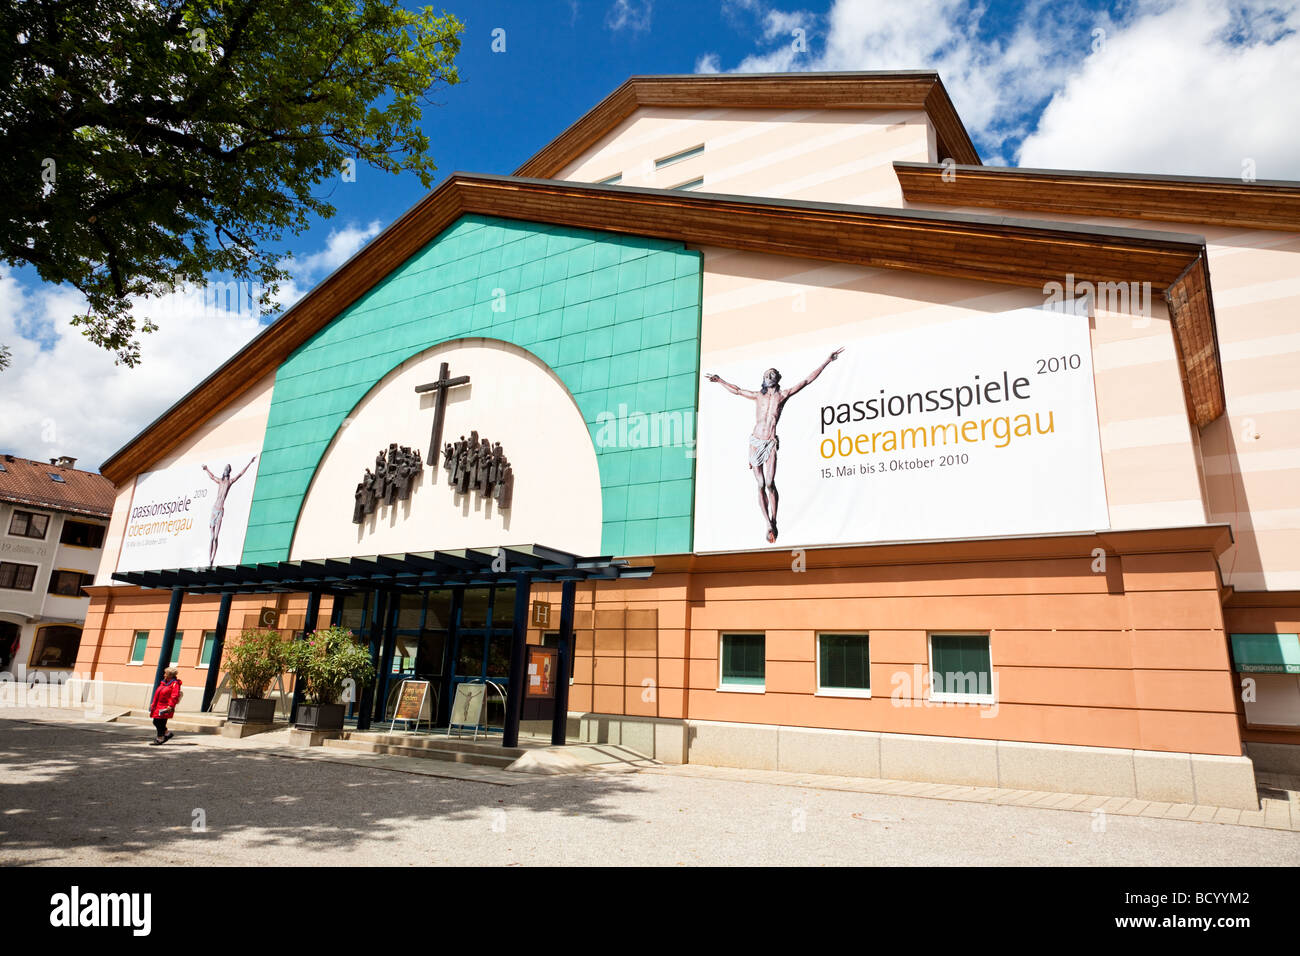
[[290, 339, 602, 560]]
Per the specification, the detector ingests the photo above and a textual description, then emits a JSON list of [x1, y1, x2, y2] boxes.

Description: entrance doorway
[[335, 585, 516, 731], [448, 584, 515, 731]]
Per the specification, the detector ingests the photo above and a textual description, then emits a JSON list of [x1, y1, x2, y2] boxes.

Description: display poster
[[694, 307, 1109, 552], [118, 444, 262, 571]]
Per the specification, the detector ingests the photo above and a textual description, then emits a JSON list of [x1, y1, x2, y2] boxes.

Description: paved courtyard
[[2, 712, 1298, 867]]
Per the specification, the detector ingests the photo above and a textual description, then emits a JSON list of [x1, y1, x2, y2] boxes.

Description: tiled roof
[[0, 455, 115, 518]]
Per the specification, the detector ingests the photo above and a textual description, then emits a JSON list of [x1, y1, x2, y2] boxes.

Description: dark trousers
[[153, 717, 169, 736]]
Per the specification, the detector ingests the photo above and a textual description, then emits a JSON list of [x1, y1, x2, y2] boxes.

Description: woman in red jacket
[[149, 667, 183, 745]]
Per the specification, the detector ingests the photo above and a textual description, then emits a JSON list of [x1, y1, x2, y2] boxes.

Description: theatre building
[[75, 72, 1300, 809]]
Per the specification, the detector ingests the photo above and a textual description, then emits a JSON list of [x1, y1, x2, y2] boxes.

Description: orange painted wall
[[78, 589, 336, 693], [532, 530, 1243, 756], [82, 530, 1244, 757]]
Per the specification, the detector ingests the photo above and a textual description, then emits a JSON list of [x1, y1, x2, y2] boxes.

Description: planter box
[[295, 703, 346, 732], [229, 697, 277, 725]]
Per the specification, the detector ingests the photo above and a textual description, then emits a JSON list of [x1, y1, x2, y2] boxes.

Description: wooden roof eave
[[99, 174, 1223, 484]]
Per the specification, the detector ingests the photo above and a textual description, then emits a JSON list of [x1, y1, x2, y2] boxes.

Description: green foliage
[[286, 625, 375, 706], [0, 0, 463, 365], [222, 628, 290, 699]]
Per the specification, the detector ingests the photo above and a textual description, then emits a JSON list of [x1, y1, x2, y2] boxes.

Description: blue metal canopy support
[[148, 588, 184, 709], [552, 579, 577, 746], [501, 572, 532, 748], [201, 592, 233, 713]]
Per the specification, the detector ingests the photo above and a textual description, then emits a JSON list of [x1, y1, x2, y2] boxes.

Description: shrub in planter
[[223, 628, 290, 724], [287, 626, 375, 731]]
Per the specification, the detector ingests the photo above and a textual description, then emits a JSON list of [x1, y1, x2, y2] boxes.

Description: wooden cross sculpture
[[414, 362, 470, 470]]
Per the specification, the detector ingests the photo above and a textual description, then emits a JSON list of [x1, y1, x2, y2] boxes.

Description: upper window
[[48, 473, 65, 483], [720, 633, 765, 691], [129, 631, 149, 664], [8, 510, 49, 539], [170, 633, 184, 665], [47, 569, 95, 598], [929, 633, 994, 703], [0, 562, 37, 591], [670, 177, 704, 191], [655, 144, 704, 169], [60, 521, 106, 549], [818, 633, 871, 697], [595, 172, 622, 185]]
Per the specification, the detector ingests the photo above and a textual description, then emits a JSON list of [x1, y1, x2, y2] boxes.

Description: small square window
[[720, 633, 765, 691], [129, 631, 149, 664], [199, 631, 217, 668], [929, 634, 994, 702], [818, 634, 871, 697], [0, 562, 37, 590]]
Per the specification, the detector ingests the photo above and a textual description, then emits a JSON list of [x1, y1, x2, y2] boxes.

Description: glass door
[[449, 585, 514, 731]]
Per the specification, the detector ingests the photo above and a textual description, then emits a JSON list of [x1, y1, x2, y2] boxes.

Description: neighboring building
[[0, 454, 115, 676], [72, 72, 1300, 809]]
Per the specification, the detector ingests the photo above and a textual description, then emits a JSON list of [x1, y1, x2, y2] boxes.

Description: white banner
[[694, 307, 1109, 552], [117, 446, 262, 572]]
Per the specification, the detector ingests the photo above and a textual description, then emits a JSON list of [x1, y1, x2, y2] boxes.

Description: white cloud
[[606, 0, 653, 32], [290, 220, 382, 280], [1018, 1, 1300, 178], [696, 52, 722, 73], [0, 220, 383, 472], [699, 0, 1300, 178]]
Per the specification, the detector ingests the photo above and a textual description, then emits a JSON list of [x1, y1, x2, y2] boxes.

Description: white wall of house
[[0, 500, 109, 675]]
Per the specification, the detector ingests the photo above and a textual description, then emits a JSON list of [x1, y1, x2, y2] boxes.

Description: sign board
[[118, 443, 262, 572], [530, 601, 551, 627], [526, 646, 558, 699], [257, 607, 280, 629], [449, 682, 487, 727], [394, 679, 431, 720], [694, 307, 1109, 552]]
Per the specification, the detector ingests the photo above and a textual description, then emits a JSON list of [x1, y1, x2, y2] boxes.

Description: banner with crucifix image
[[118, 441, 263, 571], [693, 306, 1110, 553]]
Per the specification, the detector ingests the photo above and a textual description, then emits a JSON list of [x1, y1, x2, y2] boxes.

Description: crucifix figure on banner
[[414, 361, 470, 470]]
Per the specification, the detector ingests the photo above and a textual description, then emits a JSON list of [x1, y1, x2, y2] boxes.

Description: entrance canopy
[[113, 544, 652, 748], [111, 544, 652, 594]]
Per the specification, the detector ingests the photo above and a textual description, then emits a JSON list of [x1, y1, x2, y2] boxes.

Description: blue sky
[[3, 0, 1299, 469]]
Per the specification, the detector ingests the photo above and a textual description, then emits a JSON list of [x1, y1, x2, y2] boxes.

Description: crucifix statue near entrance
[[414, 361, 470, 471]]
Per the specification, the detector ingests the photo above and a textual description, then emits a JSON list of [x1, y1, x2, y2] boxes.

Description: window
[[670, 177, 704, 191], [129, 631, 149, 664], [29, 625, 82, 669], [60, 521, 106, 549], [655, 144, 704, 168], [595, 172, 622, 185], [48, 473, 65, 483], [720, 633, 765, 691], [929, 633, 994, 702], [199, 631, 217, 668], [8, 510, 49, 539], [818, 634, 871, 696], [47, 569, 94, 597], [170, 633, 184, 665], [0, 562, 37, 591]]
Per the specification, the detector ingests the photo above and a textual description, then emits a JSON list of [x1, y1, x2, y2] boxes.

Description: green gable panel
[[242, 214, 702, 563]]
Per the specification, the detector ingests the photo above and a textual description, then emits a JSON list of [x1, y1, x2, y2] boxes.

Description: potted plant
[[223, 628, 289, 724], [287, 625, 375, 732]]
